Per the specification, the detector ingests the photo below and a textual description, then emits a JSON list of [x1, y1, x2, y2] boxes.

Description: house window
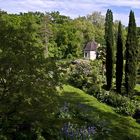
[[85, 52, 88, 58]]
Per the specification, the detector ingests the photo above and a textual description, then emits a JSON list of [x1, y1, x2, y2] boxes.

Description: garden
[[0, 9, 140, 140]]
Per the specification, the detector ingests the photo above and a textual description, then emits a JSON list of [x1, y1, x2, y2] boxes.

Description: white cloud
[[96, 0, 140, 9], [0, 0, 140, 25]]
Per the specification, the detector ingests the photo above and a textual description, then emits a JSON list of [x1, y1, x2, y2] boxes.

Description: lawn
[[135, 84, 140, 92], [58, 85, 140, 140]]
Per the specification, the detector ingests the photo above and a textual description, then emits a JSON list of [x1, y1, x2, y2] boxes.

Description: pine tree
[[125, 11, 138, 95], [105, 9, 114, 90], [116, 21, 123, 93]]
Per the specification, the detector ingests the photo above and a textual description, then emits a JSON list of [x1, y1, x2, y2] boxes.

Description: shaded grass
[[135, 84, 140, 92], [59, 85, 140, 140], [135, 84, 140, 95]]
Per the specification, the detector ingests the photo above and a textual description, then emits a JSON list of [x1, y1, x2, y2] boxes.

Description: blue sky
[[0, 0, 140, 26]]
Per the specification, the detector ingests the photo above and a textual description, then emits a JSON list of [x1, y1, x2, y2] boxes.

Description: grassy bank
[[58, 85, 140, 140]]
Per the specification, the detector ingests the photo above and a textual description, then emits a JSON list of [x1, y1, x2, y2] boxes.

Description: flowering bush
[[67, 60, 103, 90], [57, 102, 72, 119], [54, 102, 111, 139], [60, 122, 96, 139]]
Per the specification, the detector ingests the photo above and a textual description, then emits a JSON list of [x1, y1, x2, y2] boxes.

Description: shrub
[[56, 102, 72, 119], [67, 59, 104, 90], [56, 102, 111, 139], [60, 122, 96, 139], [115, 99, 137, 116], [67, 60, 92, 88], [133, 108, 140, 123], [89, 89, 138, 116]]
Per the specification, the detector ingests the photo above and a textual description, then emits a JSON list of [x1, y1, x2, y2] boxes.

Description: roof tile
[[84, 41, 98, 51]]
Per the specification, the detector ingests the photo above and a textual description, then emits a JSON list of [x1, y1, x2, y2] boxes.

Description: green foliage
[[87, 11, 105, 45], [54, 22, 84, 59], [47, 13, 84, 59], [67, 60, 103, 90], [73, 18, 95, 44], [57, 102, 72, 119], [0, 9, 140, 139], [116, 21, 123, 93], [91, 89, 138, 116], [125, 11, 138, 95], [47, 12, 105, 59], [0, 12, 60, 139], [67, 60, 92, 88], [55, 101, 111, 139], [105, 9, 114, 90], [60, 85, 140, 140], [105, 93, 137, 116]]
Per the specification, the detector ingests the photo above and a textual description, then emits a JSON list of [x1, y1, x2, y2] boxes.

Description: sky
[[0, 0, 140, 26]]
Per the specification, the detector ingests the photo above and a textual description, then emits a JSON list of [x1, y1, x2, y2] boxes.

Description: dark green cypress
[[125, 11, 138, 95], [105, 9, 114, 90], [116, 22, 123, 93]]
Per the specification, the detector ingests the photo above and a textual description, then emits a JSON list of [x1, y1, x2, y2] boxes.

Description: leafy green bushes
[[0, 13, 61, 139], [55, 102, 111, 139], [67, 59, 103, 90], [65, 59, 138, 116], [59, 59, 140, 117], [91, 89, 139, 116], [67, 60, 92, 88], [105, 93, 137, 116]]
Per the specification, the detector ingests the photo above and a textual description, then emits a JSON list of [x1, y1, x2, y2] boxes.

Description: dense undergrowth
[[56, 85, 140, 140], [58, 59, 140, 120]]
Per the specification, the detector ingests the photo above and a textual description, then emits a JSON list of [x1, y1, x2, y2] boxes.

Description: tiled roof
[[84, 41, 98, 51]]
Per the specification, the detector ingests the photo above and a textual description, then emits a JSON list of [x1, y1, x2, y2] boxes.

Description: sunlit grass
[[59, 85, 140, 140], [135, 84, 140, 92]]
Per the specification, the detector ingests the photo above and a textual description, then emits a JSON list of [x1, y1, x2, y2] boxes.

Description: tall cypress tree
[[116, 21, 123, 93], [105, 9, 114, 90], [125, 11, 138, 95]]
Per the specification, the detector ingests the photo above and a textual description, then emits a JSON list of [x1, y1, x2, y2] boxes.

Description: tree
[[116, 21, 123, 93], [87, 12, 105, 45], [0, 12, 60, 139], [125, 11, 138, 95], [87, 11, 105, 27], [49, 14, 96, 59], [41, 14, 52, 58], [105, 9, 114, 90]]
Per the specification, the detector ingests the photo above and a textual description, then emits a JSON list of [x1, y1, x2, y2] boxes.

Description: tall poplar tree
[[116, 21, 123, 93], [105, 9, 114, 90], [125, 11, 138, 95]]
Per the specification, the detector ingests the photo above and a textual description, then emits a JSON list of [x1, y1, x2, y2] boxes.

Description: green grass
[[59, 85, 140, 140], [135, 84, 140, 96], [135, 84, 140, 92]]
